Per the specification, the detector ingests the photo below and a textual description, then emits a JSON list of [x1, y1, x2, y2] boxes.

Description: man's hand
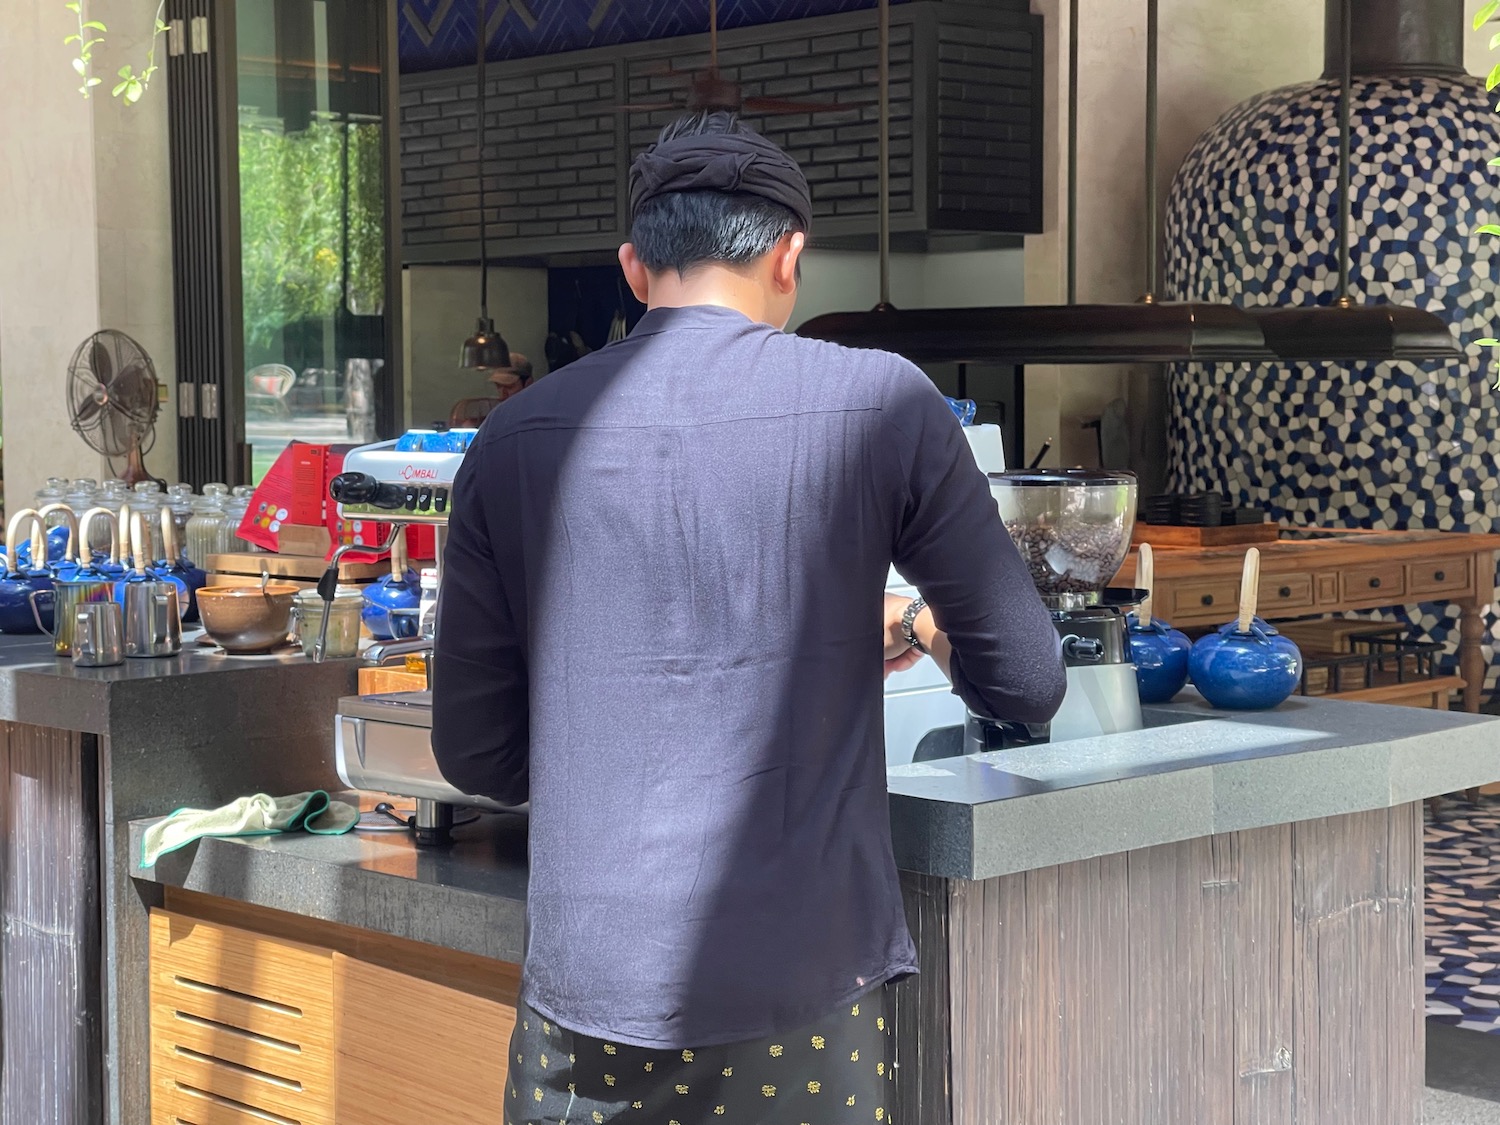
[[883, 593, 923, 680]]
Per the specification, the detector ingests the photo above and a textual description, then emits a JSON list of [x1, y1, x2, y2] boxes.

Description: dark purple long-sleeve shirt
[[431, 303, 1065, 1048]]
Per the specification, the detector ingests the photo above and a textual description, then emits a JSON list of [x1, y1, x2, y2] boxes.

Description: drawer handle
[[1201, 594, 1214, 607], [1278, 586, 1292, 598], [1369, 577, 1381, 589], [1435, 570, 1446, 582]]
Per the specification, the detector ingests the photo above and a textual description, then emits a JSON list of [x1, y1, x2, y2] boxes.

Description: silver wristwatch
[[901, 596, 927, 654]]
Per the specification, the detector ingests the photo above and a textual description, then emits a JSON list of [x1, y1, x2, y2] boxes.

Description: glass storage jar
[[291, 586, 363, 659]]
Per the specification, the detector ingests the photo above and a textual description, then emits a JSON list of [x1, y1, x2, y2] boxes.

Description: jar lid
[[988, 468, 1137, 486]]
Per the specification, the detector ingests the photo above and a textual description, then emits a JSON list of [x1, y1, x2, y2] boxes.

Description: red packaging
[[239, 443, 324, 553]]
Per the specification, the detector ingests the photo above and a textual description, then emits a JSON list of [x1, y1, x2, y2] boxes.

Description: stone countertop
[[133, 805, 529, 964], [887, 694, 1500, 879], [131, 691, 1500, 960], [0, 633, 357, 736]]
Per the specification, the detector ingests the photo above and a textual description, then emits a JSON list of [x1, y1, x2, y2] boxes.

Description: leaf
[[1477, 338, 1500, 347], [1486, 60, 1500, 90], [65, 2, 79, 10], [112, 80, 128, 96], [1476, 0, 1498, 29], [86, 76, 100, 87], [125, 82, 143, 104], [1476, 224, 1500, 236], [118, 65, 132, 77], [82, 20, 106, 30], [64, 34, 80, 44], [72, 57, 86, 74]]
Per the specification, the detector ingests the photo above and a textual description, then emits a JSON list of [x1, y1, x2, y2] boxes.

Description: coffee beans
[[1004, 517, 1128, 596]]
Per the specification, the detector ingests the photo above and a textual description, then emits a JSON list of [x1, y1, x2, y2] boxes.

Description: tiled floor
[[1426, 800, 1500, 1033]]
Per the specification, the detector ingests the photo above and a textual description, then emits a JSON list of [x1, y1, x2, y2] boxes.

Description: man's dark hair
[[630, 111, 807, 275]]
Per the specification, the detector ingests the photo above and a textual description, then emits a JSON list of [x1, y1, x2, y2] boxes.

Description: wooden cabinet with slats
[[149, 910, 336, 1125], [149, 900, 521, 1125]]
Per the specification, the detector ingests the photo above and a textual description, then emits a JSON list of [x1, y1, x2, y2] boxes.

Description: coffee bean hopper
[[321, 430, 525, 845], [967, 468, 1145, 752]]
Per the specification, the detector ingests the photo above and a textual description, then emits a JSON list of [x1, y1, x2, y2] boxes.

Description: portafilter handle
[[311, 523, 405, 663]]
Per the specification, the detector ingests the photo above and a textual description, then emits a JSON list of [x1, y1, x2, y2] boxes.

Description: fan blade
[[73, 399, 103, 428], [742, 96, 867, 115], [90, 338, 114, 385]]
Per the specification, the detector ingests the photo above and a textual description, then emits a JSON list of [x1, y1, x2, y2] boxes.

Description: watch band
[[901, 596, 928, 654]]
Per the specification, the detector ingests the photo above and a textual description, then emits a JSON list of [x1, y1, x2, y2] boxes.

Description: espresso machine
[[328, 429, 526, 844], [965, 468, 1144, 754]]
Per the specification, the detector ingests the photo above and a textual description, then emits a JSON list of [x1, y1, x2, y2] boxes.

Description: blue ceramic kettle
[[1189, 547, 1303, 710], [0, 510, 56, 634], [362, 530, 422, 640], [155, 506, 203, 623], [1126, 543, 1192, 704]]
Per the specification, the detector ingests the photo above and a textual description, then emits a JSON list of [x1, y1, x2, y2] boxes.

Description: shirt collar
[[630, 304, 761, 338]]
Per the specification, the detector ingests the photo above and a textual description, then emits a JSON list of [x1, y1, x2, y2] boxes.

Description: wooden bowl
[[196, 584, 298, 654]]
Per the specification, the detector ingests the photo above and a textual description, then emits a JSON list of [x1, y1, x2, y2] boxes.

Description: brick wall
[[400, 3, 1041, 263]]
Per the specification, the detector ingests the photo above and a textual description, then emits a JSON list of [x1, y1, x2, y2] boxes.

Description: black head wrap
[[628, 131, 812, 231]]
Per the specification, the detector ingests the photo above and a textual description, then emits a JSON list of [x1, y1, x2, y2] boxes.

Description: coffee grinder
[[966, 468, 1144, 752]]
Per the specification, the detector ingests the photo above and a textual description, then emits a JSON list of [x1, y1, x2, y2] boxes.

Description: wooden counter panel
[[333, 954, 515, 1125]]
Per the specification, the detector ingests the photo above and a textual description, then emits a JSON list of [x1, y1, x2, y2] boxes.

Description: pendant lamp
[[1242, 0, 1461, 362], [459, 0, 511, 370], [796, 0, 1276, 365]]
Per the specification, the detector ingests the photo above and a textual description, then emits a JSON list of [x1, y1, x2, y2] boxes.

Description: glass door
[[233, 0, 394, 482]]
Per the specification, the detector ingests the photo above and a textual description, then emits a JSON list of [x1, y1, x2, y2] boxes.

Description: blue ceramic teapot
[[362, 531, 422, 640], [0, 510, 56, 634], [1188, 547, 1303, 710], [1126, 545, 1191, 703], [154, 506, 204, 622]]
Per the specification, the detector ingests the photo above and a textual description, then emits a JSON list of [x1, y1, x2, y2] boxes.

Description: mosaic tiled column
[[1163, 70, 1500, 692]]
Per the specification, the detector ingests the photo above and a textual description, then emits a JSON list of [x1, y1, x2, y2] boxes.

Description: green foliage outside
[[64, 0, 167, 103], [238, 117, 385, 357]]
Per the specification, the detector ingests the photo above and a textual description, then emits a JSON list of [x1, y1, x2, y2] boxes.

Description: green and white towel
[[141, 791, 359, 868]]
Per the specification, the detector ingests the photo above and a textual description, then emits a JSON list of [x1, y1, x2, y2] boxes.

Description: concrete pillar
[[0, 0, 176, 510]]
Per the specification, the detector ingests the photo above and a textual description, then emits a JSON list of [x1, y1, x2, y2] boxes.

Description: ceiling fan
[[619, 0, 859, 116]]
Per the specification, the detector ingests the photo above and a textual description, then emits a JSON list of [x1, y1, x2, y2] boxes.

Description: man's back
[[434, 303, 1064, 1048]]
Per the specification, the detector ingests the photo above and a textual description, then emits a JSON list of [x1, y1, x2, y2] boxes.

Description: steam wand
[[312, 524, 405, 663]]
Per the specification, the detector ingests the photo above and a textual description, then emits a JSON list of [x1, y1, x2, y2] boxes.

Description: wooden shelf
[[1317, 673, 1464, 710]]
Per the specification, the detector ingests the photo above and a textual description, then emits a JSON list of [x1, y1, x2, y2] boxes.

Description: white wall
[[403, 265, 548, 429], [0, 1, 176, 508], [794, 247, 1025, 329], [1025, 0, 1324, 474]]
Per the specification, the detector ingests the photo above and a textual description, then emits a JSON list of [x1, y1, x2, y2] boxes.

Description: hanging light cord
[[1336, 0, 1352, 305], [476, 0, 489, 320], [1143, 0, 1159, 301], [1066, 0, 1078, 305], [877, 0, 891, 308]]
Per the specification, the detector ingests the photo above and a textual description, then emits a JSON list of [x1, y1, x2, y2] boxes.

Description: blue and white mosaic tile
[[1427, 802, 1500, 1033], [1164, 75, 1500, 695]]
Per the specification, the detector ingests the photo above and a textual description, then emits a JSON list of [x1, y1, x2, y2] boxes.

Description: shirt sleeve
[[430, 441, 531, 807], [884, 361, 1068, 724]]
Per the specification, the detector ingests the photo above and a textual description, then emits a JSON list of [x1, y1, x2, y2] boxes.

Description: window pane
[[236, 0, 387, 482]]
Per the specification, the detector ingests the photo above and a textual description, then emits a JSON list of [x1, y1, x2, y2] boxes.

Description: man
[[432, 111, 1065, 1124], [488, 352, 534, 403]]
